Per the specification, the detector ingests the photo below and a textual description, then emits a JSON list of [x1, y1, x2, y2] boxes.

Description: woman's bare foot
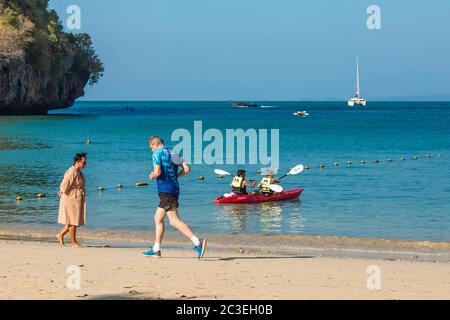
[[71, 243, 82, 248], [56, 234, 65, 246]]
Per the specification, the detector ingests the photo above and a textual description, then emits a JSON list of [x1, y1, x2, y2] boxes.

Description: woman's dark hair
[[237, 170, 246, 177], [73, 152, 87, 164]]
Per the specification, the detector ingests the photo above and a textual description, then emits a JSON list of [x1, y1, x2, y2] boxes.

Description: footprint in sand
[[128, 290, 141, 295]]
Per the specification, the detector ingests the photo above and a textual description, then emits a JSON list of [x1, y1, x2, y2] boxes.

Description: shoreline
[[1, 224, 449, 262]]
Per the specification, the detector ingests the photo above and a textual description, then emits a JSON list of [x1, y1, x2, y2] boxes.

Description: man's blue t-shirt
[[152, 147, 180, 196]]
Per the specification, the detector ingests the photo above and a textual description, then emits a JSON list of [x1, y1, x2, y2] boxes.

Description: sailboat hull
[[348, 99, 366, 107]]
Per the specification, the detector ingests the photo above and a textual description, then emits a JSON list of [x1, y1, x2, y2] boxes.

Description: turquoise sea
[[1, 101, 449, 241]]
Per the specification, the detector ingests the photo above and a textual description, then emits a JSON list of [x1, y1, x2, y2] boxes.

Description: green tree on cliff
[[0, 0, 103, 86]]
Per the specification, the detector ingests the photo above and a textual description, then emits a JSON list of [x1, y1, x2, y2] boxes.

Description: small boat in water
[[231, 101, 259, 108], [294, 111, 309, 117], [214, 188, 304, 204]]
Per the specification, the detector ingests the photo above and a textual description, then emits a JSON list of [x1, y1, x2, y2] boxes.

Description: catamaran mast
[[356, 56, 360, 98], [348, 55, 367, 107]]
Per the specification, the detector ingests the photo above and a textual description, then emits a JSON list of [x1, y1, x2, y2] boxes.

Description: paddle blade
[[214, 169, 232, 176], [288, 164, 304, 176], [269, 185, 284, 193]]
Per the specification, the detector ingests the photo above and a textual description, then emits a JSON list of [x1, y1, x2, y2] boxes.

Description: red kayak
[[214, 188, 304, 204]]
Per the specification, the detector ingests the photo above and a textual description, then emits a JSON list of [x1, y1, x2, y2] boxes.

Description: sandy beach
[[0, 228, 449, 300], [1, 0, 450, 305]]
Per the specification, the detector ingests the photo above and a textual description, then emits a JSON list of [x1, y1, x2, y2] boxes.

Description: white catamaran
[[348, 57, 367, 107]]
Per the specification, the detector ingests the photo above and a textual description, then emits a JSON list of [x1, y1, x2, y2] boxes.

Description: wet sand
[[0, 226, 449, 300], [1, 224, 450, 262]]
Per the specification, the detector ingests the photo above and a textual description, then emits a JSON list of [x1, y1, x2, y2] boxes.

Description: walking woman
[[56, 153, 87, 248]]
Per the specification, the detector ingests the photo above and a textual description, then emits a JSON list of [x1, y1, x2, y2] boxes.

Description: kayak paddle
[[268, 184, 284, 193], [214, 169, 232, 176], [278, 164, 305, 180]]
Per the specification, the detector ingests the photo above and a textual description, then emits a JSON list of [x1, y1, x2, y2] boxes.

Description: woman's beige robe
[[58, 166, 86, 227]]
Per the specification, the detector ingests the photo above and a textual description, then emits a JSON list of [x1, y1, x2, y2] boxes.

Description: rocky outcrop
[[0, 0, 103, 115], [0, 57, 87, 114]]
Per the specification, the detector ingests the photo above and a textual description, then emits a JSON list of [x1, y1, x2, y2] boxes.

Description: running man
[[143, 136, 207, 259]]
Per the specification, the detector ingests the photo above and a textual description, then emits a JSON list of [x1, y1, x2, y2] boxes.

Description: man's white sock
[[190, 236, 200, 246], [153, 243, 161, 252]]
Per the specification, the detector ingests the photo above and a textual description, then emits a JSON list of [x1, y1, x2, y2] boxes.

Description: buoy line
[[300, 154, 445, 172], [11, 154, 446, 200], [283, 154, 445, 173]]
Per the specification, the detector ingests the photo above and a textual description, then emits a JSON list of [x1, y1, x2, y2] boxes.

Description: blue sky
[[49, 0, 450, 101]]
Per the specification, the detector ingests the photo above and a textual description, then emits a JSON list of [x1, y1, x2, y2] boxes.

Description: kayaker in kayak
[[231, 170, 257, 195], [258, 171, 281, 195]]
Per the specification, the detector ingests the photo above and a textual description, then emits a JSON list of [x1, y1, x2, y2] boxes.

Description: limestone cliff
[[0, 0, 103, 115]]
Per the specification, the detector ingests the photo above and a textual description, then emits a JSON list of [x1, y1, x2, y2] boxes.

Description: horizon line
[[76, 99, 450, 102]]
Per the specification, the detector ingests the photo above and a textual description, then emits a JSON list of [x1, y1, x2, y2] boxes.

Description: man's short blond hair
[[149, 136, 164, 146]]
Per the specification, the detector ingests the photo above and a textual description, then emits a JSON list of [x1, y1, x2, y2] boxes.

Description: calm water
[[1, 101, 450, 241]]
